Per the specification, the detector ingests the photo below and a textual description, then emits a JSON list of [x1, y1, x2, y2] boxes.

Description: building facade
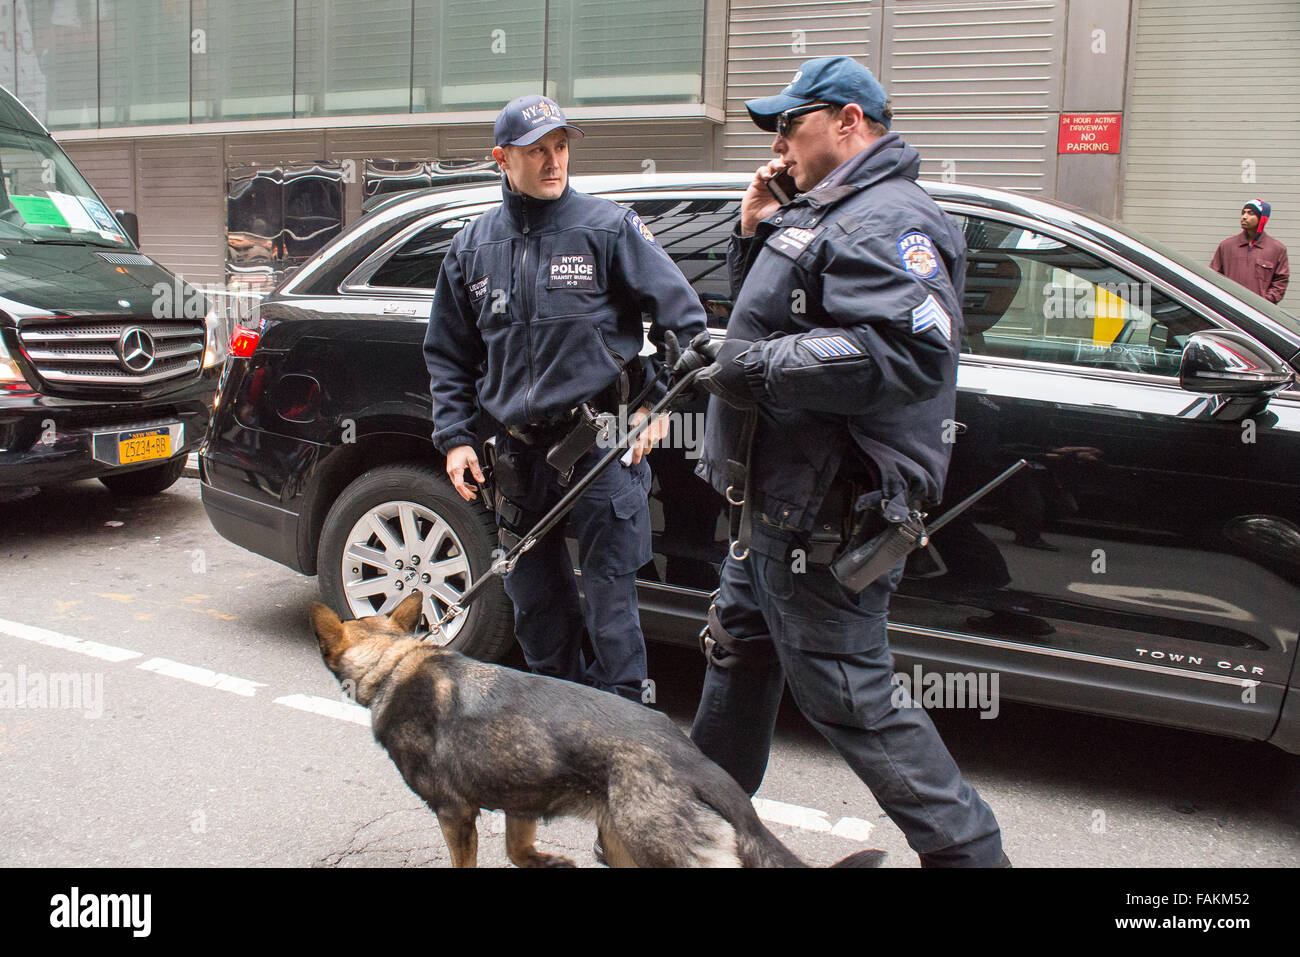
[[3, 0, 1294, 291]]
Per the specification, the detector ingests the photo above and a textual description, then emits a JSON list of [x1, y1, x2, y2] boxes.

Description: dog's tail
[[831, 848, 887, 868]]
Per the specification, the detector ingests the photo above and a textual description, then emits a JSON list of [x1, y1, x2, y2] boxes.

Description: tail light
[[229, 325, 261, 358]]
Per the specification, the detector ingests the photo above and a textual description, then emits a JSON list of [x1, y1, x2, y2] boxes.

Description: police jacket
[[425, 175, 706, 454], [697, 133, 965, 544]]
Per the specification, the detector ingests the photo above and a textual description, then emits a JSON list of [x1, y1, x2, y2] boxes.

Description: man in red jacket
[[1211, 198, 1289, 304]]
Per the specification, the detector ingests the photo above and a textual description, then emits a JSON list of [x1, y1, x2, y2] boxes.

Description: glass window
[[365, 216, 477, 291], [956, 215, 1216, 376], [413, 0, 544, 112], [546, 0, 705, 107], [624, 197, 737, 328], [295, 0, 413, 118], [99, 0, 191, 126], [16, 0, 98, 130], [193, 0, 294, 122]]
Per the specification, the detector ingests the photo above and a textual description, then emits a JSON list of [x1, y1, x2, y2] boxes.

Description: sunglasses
[[776, 103, 833, 137]]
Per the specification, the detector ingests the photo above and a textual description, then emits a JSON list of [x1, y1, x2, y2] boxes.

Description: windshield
[[0, 129, 130, 247]]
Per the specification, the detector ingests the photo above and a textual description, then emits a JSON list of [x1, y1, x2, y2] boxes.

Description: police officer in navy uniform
[[683, 58, 1009, 866], [424, 95, 706, 702]]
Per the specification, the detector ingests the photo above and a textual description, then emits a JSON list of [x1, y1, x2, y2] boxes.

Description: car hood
[[0, 241, 199, 321]]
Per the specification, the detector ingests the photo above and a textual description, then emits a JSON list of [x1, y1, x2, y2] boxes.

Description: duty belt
[[506, 414, 577, 448]]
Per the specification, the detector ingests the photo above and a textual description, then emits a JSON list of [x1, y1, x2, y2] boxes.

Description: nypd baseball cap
[[745, 56, 890, 131], [493, 94, 584, 147]]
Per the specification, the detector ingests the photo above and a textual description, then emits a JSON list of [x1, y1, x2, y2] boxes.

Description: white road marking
[[753, 796, 875, 843], [0, 617, 142, 663], [136, 657, 266, 697], [0, 615, 873, 847], [753, 796, 832, 832], [830, 816, 876, 842], [274, 693, 371, 727]]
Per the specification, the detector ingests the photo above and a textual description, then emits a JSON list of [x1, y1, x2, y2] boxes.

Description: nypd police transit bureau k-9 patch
[[897, 232, 939, 278], [548, 254, 596, 289]]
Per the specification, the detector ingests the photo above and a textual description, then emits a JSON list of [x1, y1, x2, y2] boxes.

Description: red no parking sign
[[1058, 113, 1123, 153]]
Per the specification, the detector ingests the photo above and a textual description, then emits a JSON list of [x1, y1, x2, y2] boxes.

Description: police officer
[[683, 57, 1009, 866], [424, 95, 706, 702]]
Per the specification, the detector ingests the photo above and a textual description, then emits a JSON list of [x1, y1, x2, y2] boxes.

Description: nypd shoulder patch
[[630, 212, 656, 245], [911, 294, 952, 341], [799, 333, 862, 362], [897, 232, 939, 278]]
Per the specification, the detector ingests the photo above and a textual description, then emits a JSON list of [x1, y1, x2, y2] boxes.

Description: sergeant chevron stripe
[[800, 334, 861, 360], [911, 294, 952, 341]]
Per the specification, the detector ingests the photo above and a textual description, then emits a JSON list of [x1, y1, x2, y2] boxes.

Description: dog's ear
[[388, 590, 424, 634], [310, 603, 346, 659]]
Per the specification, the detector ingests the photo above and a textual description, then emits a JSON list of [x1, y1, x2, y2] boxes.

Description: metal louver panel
[[225, 132, 327, 168], [881, 1, 1061, 112], [722, 1, 1063, 193], [900, 111, 1057, 194], [136, 137, 225, 286], [723, 1, 877, 168], [60, 142, 137, 215], [1120, 0, 1300, 264], [883, 0, 1062, 195]]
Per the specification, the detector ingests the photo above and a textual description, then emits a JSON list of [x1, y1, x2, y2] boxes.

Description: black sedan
[[199, 173, 1300, 753]]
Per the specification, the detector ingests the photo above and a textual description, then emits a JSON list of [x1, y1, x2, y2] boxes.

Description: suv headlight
[[203, 305, 228, 369], [0, 330, 29, 386]]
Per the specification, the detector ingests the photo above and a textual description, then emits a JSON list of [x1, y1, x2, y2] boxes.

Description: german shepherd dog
[[311, 591, 884, 868]]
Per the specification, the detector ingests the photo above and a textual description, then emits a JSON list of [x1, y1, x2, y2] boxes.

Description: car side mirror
[[1179, 330, 1294, 396], [114, 209, 140, 247]]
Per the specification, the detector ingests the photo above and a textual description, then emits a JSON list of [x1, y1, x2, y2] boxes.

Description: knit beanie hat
[[1244, 198, 1271, 233]]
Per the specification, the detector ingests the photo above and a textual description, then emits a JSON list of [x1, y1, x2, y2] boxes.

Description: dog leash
[[426, 365, 708, 641]]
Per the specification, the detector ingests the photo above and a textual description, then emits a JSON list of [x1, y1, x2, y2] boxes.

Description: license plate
[[118, 427, 172, 465]]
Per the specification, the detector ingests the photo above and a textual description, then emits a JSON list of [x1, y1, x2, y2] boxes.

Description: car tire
[[317, 463, 514, 662], [98, 456, 187, 495]]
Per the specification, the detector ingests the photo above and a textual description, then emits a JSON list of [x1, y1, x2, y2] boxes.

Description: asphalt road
[[1, 476, 1297, 868]]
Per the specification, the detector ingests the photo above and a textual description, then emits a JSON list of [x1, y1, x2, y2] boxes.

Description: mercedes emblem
[[116, 327, 157, 373]]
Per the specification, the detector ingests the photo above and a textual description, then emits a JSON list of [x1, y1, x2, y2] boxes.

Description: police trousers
[[689, 549, 1006, 867], [498, 440, 654, 702]]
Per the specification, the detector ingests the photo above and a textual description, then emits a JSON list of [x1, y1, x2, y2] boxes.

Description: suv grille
[[17, 317, 205, 389]]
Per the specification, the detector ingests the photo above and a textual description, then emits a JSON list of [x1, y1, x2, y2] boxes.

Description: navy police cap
[[494, 94, 585, 147], [746, 56, 890, 131]]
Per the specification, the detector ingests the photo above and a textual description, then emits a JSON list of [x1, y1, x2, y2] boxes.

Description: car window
[[365, 216, 477, 291], [954, 214, 1217, 376], [622, 198, 739, 329]]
